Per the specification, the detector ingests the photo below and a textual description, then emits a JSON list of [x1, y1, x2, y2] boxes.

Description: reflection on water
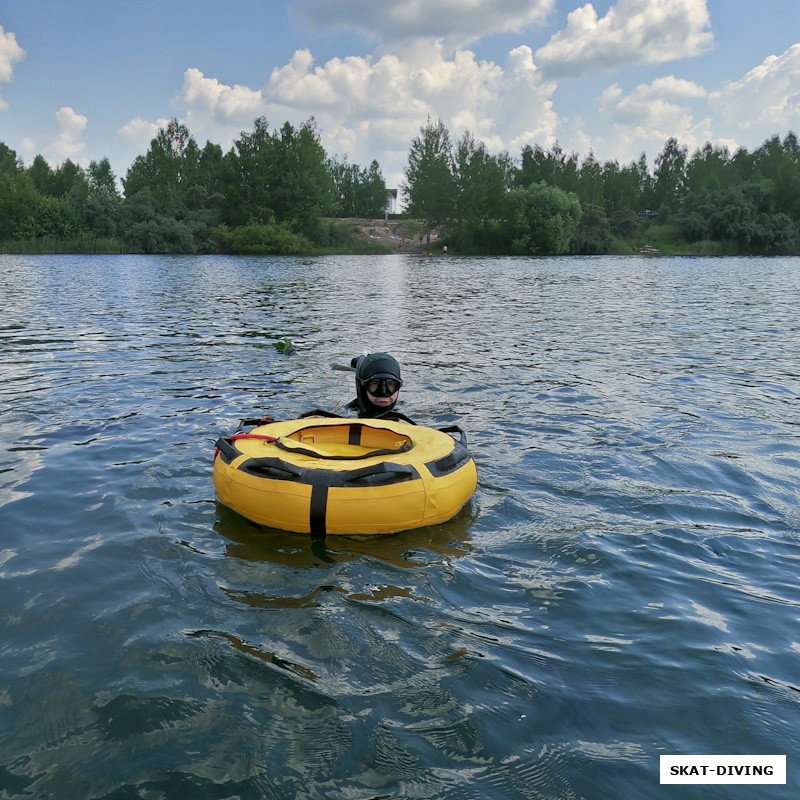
[[1, 254, 799, 799], [213, 501, 476, 568]]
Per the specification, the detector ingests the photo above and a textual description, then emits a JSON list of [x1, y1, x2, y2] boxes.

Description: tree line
[[404, 119, 800, 255], [2, 115, 800, 255], [0, 117, 388, 255]]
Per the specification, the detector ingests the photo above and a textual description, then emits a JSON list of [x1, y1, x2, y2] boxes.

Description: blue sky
[[1, 1, 799, 193]]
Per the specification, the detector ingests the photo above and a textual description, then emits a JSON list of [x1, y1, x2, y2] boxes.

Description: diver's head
[[352, 352, 402, 416]]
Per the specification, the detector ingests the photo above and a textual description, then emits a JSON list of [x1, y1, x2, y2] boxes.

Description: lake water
[[1, 253, 798, 799]]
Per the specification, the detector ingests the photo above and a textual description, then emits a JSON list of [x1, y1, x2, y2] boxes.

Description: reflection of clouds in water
[[0, 321, 56, 508], [52, 534, 104, 571], [0, 548, 20, 579], [0, 444, 43, 508]]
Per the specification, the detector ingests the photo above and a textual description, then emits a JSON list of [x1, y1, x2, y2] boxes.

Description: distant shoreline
[[1, 218, 797, 257]]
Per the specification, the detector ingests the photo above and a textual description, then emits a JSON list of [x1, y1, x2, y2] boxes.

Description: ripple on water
[[2, 255, 800, 799]]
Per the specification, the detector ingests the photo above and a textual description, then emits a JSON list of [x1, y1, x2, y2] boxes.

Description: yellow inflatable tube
[[213, 417, 477, 535]]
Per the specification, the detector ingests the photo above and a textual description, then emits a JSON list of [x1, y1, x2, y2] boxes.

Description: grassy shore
[[0, 220, 790, 257]]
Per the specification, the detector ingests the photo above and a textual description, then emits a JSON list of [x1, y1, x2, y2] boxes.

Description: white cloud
[[268, 50, 352, 110], [291, 0, 554, 51], [119, 117, 159, 143], [118, 116, 172, 148], [179, 67, 264, 124], [709, 43, 800, 136], [170, 43, 558, 188], [601, 76, 707, 126], [0, 24, 25, 109], [573, 42, 800, 167], [45, 107, 88, 163], [118, 6, 800, 192], [535, 0, 713, 77], [588, 75, 712, 163], [500, 45, 559, 154], [116, 116, 172, 176]]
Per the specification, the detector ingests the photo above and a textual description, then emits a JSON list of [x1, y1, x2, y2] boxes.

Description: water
[[1, 253, 798, 799]]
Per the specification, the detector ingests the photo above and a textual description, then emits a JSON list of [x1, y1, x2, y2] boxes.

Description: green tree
[[51, 160, 90, 202], [359, 160, 388, 219], [121, 120, 220, 252], [637, 154, 654, 205], [505, 182, 582, 254], [123, 119, 198, 206], [0, 142, 20, 176], [517, 144, 546, 188], [87, 158, 120, 197], [575, 152, 603, 206], [330, 156, 388, 219], [680, 181, 798, 253], [33, 195, 82, 239], [453, 131, 513, 228], [329, 155, 358, 216], [749, 134, 800, 219], [197, 141, 227, 198], [225, 116, 277, 225], [685, 143, 732, 196], [517, 142, 579, 194], [403, 118, 456, 240], [652, 137, 688, 212], [269, 119, 335, 237], [570, 203, 613, 254], [0, 147, 104, 244], [0, 167, 39, 240], [2, 152, 44, 240], [81, 158, 122, 240], [224, 116, 334, 235], [601, 159, 640, 215], [27, 155, 55, 196], [121, 186, 211, 253]]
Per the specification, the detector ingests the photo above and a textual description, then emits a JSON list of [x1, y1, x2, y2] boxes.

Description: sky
[[1, 0, 800, 196]]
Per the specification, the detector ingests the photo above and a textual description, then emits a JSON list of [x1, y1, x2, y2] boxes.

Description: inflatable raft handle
[[214, 434, 279, 463], [342, 461, 416, 487], [215, 436, 241, 463], [235, 415, 276, 432], [438, 425, 468, 447], [275, 436, 411, 461]]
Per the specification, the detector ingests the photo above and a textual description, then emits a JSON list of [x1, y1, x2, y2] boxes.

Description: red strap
[[228, 433, 278, 443]]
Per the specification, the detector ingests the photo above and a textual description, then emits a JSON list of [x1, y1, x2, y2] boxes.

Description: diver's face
[[364, 377, 401, 407], [363, 378, 401, 407]]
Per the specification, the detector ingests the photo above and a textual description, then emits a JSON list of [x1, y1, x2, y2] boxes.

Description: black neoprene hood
[[353, 352, 402, 416], [359, 353, 402, 382]]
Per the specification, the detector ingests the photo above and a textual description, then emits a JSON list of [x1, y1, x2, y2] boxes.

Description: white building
[[385, 189, 398, 217]]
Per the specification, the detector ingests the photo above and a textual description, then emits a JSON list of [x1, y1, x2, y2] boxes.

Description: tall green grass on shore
[[1, 237, 128, 255]]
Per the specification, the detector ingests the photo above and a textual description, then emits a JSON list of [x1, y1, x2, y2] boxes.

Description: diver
[[299, 351, 416, 423], [347, 352, 415, 423]]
